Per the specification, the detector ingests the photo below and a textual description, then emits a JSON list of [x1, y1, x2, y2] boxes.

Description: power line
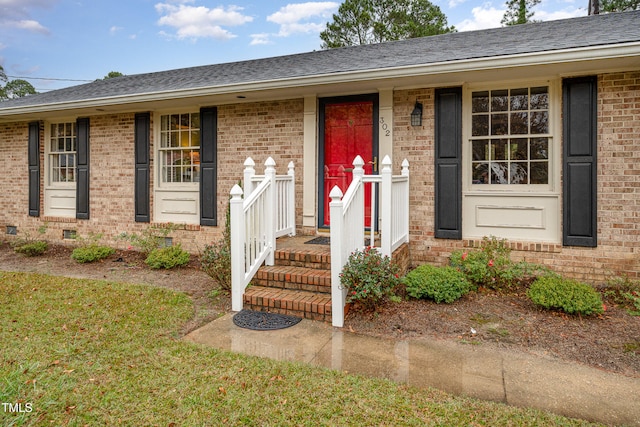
[[6, 75, 93, 82]]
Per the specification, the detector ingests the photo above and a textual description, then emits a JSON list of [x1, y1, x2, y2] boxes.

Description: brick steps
[[243, 285, 332, 322], [254, 265, 331, 294], [243, 241, 333, 322]]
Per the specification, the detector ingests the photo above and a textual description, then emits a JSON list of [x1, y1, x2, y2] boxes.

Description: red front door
[[322, 99, 376, 227]]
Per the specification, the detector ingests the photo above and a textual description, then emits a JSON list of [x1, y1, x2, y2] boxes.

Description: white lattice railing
[[330, 155, 409, 327], [230, 157, 295, 311]]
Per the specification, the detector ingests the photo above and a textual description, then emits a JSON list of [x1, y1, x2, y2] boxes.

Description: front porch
[[230, 155, 411, 327]]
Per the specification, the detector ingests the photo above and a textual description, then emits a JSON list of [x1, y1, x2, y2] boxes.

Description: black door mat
[[305, 236, 330, 245], [233, 309, 303, 330]]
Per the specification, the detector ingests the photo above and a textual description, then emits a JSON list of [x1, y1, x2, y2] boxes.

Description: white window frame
[[462, 79, 562, 243], [153, 110, 201, 224], [44, 120, 77, 217]]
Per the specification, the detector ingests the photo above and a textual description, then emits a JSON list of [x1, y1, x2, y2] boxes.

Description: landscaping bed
[[1, 240, 638, 378]]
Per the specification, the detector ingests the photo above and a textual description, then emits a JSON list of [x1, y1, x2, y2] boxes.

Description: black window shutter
[[562, 77, 597, 247], [28, 121, 41, 217], [200, 107, 217, 226], [434, 87, 462, 239], [76, 117, 90, 219], [134, 112, 151, 222]]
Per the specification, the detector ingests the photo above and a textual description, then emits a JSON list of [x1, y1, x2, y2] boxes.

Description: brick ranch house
[[1, 11, 639, 284]]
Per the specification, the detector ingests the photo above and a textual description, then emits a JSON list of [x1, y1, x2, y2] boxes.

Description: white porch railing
[[230, 157, 295, 311], [330, 155, 409, 327]]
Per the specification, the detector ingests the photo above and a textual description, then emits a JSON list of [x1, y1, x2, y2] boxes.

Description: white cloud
[[155, 2, 253, 40], [250, 33, 272, 46], [448, 0, 468, 7], [267, 2, 338, 37], [456, 5, 505, 31], [109, 26, 123, 35], [534, 7, 584, 21], [0, 0, 55, 35]]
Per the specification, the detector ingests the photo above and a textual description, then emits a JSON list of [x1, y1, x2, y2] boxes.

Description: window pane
[[491, 113, 508, 135], [472, 140, 488, 161], [160, 132, 170, 148], [170, 132, 179, 148], [473, 163, 489, 184], [472, 91, 489, 113], [492, 139, 507, 160], [472, 115, 489, 136], [530, 111, 548, 134], [531, 138, 548, 159], [530, 87, 548, 110], [510, 162, 528, 184], [190, 130, 200, 147], [510, 139, 528, 160], [191, 113, 200, 129], [170, 114, 180, 131], [510, 88, 528, 110], [491, 162, 509, 184], [510, 112, 528, 134], [491, 90, 509, 111], [530, 162, 548, 184], [161, 115, 170, 131]]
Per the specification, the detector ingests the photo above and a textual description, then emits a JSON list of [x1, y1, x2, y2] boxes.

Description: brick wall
[[392, 72, 640, 283], [1, 99, 304, 253]]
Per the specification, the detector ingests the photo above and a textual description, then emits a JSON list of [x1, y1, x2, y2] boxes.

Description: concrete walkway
[[185, 314, 640, 426]]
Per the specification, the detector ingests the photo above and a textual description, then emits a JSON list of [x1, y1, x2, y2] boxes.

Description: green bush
[[340, 247, 401, 311], [118, 223, 178, 255], [200, 201, 231, 290], [145, 245, 190, 269], [403, 264, 471, 303], [13, 240, 48, 257], [527, 276, 604, 316], [450, 236, 556, 291], [71, 245, 115, 263]]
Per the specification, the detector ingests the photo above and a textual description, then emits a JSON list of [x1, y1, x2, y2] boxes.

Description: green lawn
[[0, 271, 599, 426]]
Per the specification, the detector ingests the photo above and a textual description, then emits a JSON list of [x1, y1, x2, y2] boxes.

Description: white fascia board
[[2, 42, 639, 117]]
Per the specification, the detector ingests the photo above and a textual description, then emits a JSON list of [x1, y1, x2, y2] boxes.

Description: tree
[[319, 0, 455, 49], [103, 71, 124, 79], [600, 0, 640, 11], [501, 0, 540, 26], [0, 65, 37, 100]]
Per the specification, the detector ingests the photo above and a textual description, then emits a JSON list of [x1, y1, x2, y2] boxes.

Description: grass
[[0, 271, 600, 426]]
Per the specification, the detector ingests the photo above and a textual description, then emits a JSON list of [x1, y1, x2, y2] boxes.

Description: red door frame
[[318, 94, 379, 229]]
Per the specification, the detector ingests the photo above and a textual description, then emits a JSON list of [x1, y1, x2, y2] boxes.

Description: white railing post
[[288, 161, 296, 236], [401, 159, 410, 247], [243, 157, 255, 196], [230, 184, 245, 312], [330, 186, 346, 328], [380, 155, 393, 258], [265, 157, 276, 266]]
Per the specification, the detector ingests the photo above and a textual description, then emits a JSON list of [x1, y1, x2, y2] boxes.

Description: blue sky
[[0, 0, 586, 92]]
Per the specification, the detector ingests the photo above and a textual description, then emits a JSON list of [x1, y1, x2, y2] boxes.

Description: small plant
[[450, 236, 555, 291], [527, 276, 604, 316], [145, 245, 190, 269], [599, 276, 640, 316], [117, 223, 178, 255], [340, 247, 401, 311], [403, 264, 471, 303], [201, 201, 231, 290], [12, 223, 48, 256], [71, 232, 115, 263]]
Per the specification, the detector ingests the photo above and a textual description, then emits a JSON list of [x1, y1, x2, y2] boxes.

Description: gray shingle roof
[[1, 10, 639, 110]]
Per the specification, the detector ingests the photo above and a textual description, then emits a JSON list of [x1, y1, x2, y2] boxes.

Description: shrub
[[403, 264, 471, 303], [527, 276, 604, 316], [340, 247, 401, 311], [450, 236, 555, 291], [13, 240, 48, 257], [145, 245, 190, 269], [118, 223, 178, 255], [200, 201, 231, 290], [71, 245, 115, 263], [12, 223, 48, 257], [599, 276, 640, 316]]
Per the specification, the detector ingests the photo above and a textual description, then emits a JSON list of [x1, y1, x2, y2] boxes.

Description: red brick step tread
[[254, 265, 331, 293], [243, 286, 332, 322]]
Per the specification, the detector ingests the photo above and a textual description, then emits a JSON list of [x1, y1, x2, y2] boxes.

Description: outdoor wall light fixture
[[410, 100, 423, 127]]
